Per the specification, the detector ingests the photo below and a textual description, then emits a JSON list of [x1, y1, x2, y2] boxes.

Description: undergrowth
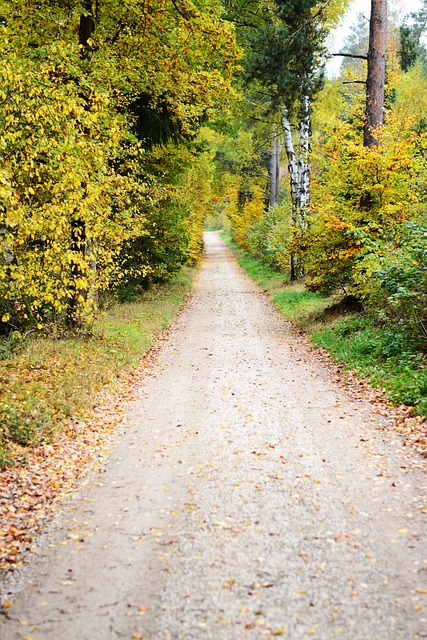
[[0, 266, 197, 467], [222, 231, 427, 418], [313, 318, 427, 416]]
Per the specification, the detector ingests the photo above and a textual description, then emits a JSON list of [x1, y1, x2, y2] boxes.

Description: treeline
[[0, 0, 237, 331], [4, 0, 427, 353], [212, 0, 427, 354]]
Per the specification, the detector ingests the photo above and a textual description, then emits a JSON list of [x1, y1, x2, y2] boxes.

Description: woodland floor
[[0, 231, 426, 639]]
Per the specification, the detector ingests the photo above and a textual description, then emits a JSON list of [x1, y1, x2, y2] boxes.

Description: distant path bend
[[1, 231, 426, 640]]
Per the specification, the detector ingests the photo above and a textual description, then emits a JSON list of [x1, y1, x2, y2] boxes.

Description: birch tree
[[244, 0, 349, 277], [269, 123, 281, 207]]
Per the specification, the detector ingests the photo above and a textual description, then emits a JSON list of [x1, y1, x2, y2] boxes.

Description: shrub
[[246, 201, 293, 272]]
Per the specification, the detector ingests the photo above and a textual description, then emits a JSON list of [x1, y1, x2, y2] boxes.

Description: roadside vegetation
[[0, 267, 196, 467], [3, 0, 427, 463], [222, 233, 427, 419]]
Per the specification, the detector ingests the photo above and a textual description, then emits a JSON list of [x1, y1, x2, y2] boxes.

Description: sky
[[326, 0, 424, 77]]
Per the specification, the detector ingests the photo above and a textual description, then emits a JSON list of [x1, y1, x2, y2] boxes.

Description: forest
[[1, 0, 427, 461]]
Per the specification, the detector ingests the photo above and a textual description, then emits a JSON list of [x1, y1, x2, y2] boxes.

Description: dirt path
[[1, 231, 427, 640]]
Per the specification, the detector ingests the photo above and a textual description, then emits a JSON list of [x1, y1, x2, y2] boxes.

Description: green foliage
[[399, 1, 427, 72], [272, 288, 326, 321], [245, 201, 292, 272], [245, 0, 330, 111], [314, 315, 427, 414], [364, 222, 427, 342]]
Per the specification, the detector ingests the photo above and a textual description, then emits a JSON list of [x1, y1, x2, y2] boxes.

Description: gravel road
[[1, 231, 426, 640]]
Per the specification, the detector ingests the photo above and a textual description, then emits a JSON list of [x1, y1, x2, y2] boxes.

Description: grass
[[223, 231, 427, 418], [313, 317, 427, 416], [0, 266, 197, 466], [221, 232, 332, 326]]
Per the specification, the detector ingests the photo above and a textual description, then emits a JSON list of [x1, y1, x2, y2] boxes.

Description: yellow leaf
[[223, 579, 235, 588]]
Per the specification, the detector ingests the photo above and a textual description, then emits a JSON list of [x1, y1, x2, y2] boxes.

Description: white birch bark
[[269, 124, 281, 207], [282, 107, 300, 280], [269, 134, 278, 207], [281, 97, 312, 280], [274, 132, 281, 204], [298, 94, 311, 222], [281, 106, 300, 217]]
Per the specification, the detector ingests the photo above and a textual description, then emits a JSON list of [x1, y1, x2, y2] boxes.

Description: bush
[[245, 201, 292, 272], [364, 222, 427, 345]]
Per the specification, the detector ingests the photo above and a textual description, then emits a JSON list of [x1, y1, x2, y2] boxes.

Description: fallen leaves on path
[[1, 326, 426, 584], [296, 332, 427, 460]]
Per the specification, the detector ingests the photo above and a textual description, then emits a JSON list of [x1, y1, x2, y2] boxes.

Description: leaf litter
[[0, 342, 166, 579]]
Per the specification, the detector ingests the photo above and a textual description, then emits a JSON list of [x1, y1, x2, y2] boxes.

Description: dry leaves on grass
[[0, 351, 161, 577]]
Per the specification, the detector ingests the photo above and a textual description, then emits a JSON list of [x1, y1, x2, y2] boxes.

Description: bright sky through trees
[[326, 0, 423, 76]]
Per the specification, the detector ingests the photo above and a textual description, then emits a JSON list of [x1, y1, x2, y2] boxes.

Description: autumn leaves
[[0, 0, 238, 331]]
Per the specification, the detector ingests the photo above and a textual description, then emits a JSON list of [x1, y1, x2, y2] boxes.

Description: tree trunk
[[364, 0, 387, 147], [282, 106, 299, 214], [269, 124, 281, 207], [68, 2, 96, 326], [298, 94, 311, 217], [281, 102, 312, 280], [79, 0, 96, 55], [282, 107, 301, 280]]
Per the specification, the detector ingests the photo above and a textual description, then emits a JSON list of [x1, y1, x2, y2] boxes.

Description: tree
[[0, 0, 238, 332], [399, 0, 427, 72], [269, 123, 282, 207], [244, 0, 349, 277], [364, 0, 387, 146]]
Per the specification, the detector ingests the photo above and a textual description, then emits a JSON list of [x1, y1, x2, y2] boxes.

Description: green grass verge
[[223, 232, 427, 418], [312, 317, 427, 416], [0, 266, 197, 467], [221, 232, 332, 326]]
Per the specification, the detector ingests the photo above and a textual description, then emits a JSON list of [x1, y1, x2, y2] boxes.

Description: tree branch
[[332, 52, 368, 60], [170, 0, 192, 21]]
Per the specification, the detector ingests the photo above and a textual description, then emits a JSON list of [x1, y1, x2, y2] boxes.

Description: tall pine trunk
[[364, 0, 387, 147]]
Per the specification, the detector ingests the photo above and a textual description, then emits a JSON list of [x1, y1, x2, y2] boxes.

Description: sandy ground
[[1, 231, 426, 640]]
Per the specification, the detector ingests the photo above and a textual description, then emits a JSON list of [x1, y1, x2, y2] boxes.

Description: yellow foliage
[[308, 94, 427, 293], [0, 0, 239, 329], [225, 185, 266, 250]]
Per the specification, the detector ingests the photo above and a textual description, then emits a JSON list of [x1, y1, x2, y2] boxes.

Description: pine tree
[[364, 0, 387, 147]]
